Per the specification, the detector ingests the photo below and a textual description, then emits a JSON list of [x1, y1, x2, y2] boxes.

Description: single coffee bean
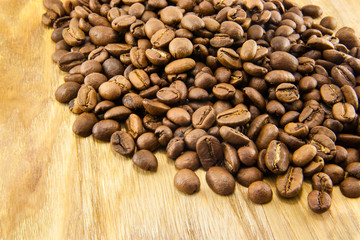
[[175, 151, 200, 171], [309, 126, 337, 142], [212, 83, 236, 100], [151, 28, 175, 48], [104, 106, 132, 121], [237, 146, 258, 167], [331, 65, 356, 87], [155, 125, 173, 147], [84, 73, 108, 90], [165, 58, 196, 75], [89, 26, 119, 46], [323, 164, 345, 185], [270, 51, 299, 72], [166, 137, 185, 159], [320, 16, 337, 30], [222, 142, 240, 174], [247, 114, 270, 140], [220, 126, 250, 146], [125, 114, 144, 140], [145, 48, 171, 66], [110, 131, 135, 156], [265, 140, 290, 174], [192, 105, 216, 129], [299, 105, 325, 129], [102, 58, 124, 78], [320, 84, 343, 105], [76, 84, 97, 112], [129, 69, 150, 90], [98, 81, 122, 100], [92, 119, 120, 142], [196, 135, 223, 170], [265, 70, 295, 85], [256, 123, 279, 150], [248, 181, 273, 204], [308, 190, 331, 213], [157, 87, 181, 105], [292, 144, 317, 167], [58, 51, 85, 72], [174, 169, 200, 195], [332, 102, 356, 123], [72, 113, 98, 137], [184, 129, 207, 151], [340, 177, 360, 198], [275, 83, 299, 103], [236, 167, 263, 187], [167, 107, 191, 126], [136, 132, 159, 151], [217, 48, 242, 69], [55, 82, 81, 103], [276, 167, 303, 198], [132, 149, 158, 171], [142, 99, 170, 116], [309, 134, 336, 162], [240, 40, 257, 61], [206, 166, 235, 196], [216, 106, 251, 127], [301, 4, 323, 18], [304, 155, 325, 177], [80, 60, 102, 76], [312, 172, 333, 194], [346, 162, 360, 179], [341, 85, 359, 111]]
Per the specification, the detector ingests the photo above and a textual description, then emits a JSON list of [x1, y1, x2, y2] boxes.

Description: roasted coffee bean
[[92, 119, 120, 142], [102, 58, 124, 78], [104, 106, 132, 121], [167, 107, 191, 126], [308, 190, 331, 213], [184, 129, 207, 151], [320, 84, 343, 105], [175, 151, 200, 171], [145, 48, 171, 66], [216, 105, 251, 127], [304, 155, 325, 177], [196, 135, 223, 170], [133, 149, 158, 171], [206, 166, 235, 196], [265, 70, 295, 85], [222, 142, 240, 174], [346, 162, 360, 179], [331, 65, 356, 87], [174, 169, 200, 195], [236, 167, 263, 187], [247, 114, 270, 140], [293, 144, 317, 167], [122, 93, 143, 110], [111, 131, 135, 156], [155, 125, 173, 147], [256, 123, 279, 150], [275, 83, 299, 103], [129, 69, 150, 90], [136, 132, 159, 151], [212, 83, 236, 100], [309, 134, 336, 162], [80, 60, 102, 76], [309, 126, 337, 142], [192, 105, 216, 129], [220, 126, 250, 146], [84, 73, 107, 90], [276, 167, 303, 198], [323, 164, 345, 185], [76, 84, 97, 112], [332, 102, 356, 123], [284, 122, 309, 139], [165, 58, 196, 75], [125, 114, 144, 140], [58, 52, 85, 72], [265, 140, 290, 174], [299, 105, 325, 129], [166, 137, 185, 159], [72, 113, 98, 137], [89, 26, 119, 46], [157, 87, 181, 105], [312, 172, 333, 194], [340, 177, 360, 198], [270, 51, 299, 72], [217, 48, 242, 69], [237, 145, 258, 167], [151, 28, 175, 48], [98, 82, 122, 100], [55, 82, 81, 103], [248, 181, 273, 204]]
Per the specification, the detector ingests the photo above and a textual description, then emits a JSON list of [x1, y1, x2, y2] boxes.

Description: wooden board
[[1, 0, 360, 239]]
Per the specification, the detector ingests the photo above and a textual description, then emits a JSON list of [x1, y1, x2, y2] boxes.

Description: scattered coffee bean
[[248, 181, 273, 204], [206, 166, 235, 196], [133, 149, 158, 171], [174, 169, 200, 194], [308, 190, 331, 213]]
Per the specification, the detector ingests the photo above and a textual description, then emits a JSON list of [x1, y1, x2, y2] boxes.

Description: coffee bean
[[165, 58, 196, 75], [76, 84, 97, 112], [222, 142, 240, 174], [236, 167, 263, 187], [174, 169, 200, 194], [89, 26, 119, 46], [284, 122, 309, 139], [55, 82, 81, 103], [309, 126, 337, 142], [111, 131, 135, 156], [192, 105, 216, 129], [270, 51, 299, 72], [217, 48, 242, 69], [265, 70, 295, 85], [346, 162, 360, 179], [206, 166, 235, 196], [166, 137, 185, 159], [304, 155, 325, 177], [136, 132, 159, 151], [125, 114, 144, 140], [129, 69, 150, 90], [72, 113, 98, 137], [308, 190, 331, 213], [276, 167, 303, 198], [332, 102, 356, 123], [184, 129, 207, 150], [58, 51, 85, 72], [133, 149, 158, 171], [340, 177, 360, 198], [216, 105, 251, 127], [237, 145, 258, 167], [151, 28, 175, 48], [84, 73, 107, 90], [196, 135, 223, 170], [293, 144, 317, 167], [331, 65, 356, 87], [92, 119, 120, 142], [175, 151, 200, 171], [145, 48, 171, 66], [157, 87, 181, 105], [248, 181, 273, 204], [265, 140, 290, 174], [275, 83, 300, 103], [220, 126, 250, 146], [104, 106, 132, 121], [256, 123, 279, 150], [323, 164, 345, 185], [312, 172, 333, 194], [167, 107, 191, 126]]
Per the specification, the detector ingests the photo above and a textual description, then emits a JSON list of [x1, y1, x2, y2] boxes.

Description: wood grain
[[1, 0, 360, 239]]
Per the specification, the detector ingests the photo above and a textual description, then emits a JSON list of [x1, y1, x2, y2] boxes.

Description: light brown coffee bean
[[206, 166, 235, 196], [133, 149, 158, 171], [248, 181, 273, 204], [174, 169, 200, 195]]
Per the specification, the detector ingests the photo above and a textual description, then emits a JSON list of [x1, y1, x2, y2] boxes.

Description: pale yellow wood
[[0, 0, 360, 239]]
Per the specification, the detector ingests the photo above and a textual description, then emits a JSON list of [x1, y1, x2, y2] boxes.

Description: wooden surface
[[1, 0, 360, 239]]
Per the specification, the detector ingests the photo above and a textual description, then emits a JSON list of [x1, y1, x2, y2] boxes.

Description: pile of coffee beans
[[43, 0, 360, 213]]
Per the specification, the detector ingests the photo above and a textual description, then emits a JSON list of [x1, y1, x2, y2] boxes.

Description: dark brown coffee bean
[[212, 83, 236, 100], [222, 142, 240, 174], [102, 58, 124, 78], [309, 126, 337, 142], [58, 52, 86, 72], [166, 137, 185, 159], [308, 190, 331, 213], [125, 114, 144, 140], [340, 177, 360, 198], [299, 105, 325, 129], [92, 119, 120, 142], [104, 106, 132, 122], [275, 83, 299, 103], [237, 146, 258, 167], [151, 28, 175, 48], [217, 48, 242, 69], [243, 87, 266, 110], [256, 123, 279, 150], [145, 48, 171, 66], [304, 155, 325, 177], [331, 65, 356, 87], [129, 69, 150, 90], [320, 16, 337, 30], [110, 131, 135, 156], [216, 105, 251, 127], [236, 167, 263, 187], [276, 167, 303, 198], [270, 51, 299, 72], [98, 81, 122, 101], [309, 134, 336, 162], [167, 107, 191, 126], [312, 172, 333, 194], [220, 21, 244, 40], [265, 140, 290, 174], [105, 43, 132, 57], [175, 151, 200, 171], [248, 181, 273, 204], [247, 114, 270, 140], [174, 169, 200, 195], [184, 129, 207, 151], [142, 99, 170, 116], [323, 164, 345, 185], [72, 113, 98, 137], [84, 73, 108, 90], [292, 144, 317, 167], [196, 135, 223, 170], [121, 93, 143, 110], [265, 70, 295, 85], [192, 105, 216, 129], [346, 162, 360, 179], [89, 26, 119, 46], [220, 126, 250, 146], [165, 58, 196, 75], [157, 87, 181, 105], [55, 82, 81, 103], [155, 125, 173, 147], [80, 60, 102, 76], [133, 149, 158, 171], [320, 84, 343, 105], [136, 132, 159, 151], [301, 5, 323, 18], [206, 166, 235, 196]]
